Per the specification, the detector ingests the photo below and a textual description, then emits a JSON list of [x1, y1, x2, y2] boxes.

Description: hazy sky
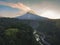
[[0, 0, 60, 19]]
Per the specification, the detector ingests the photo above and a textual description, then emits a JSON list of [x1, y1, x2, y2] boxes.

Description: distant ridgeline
[[0, 17, 60, 45]]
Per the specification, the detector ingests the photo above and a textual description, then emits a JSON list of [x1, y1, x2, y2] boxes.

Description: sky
[[0, 0, 60, 19]]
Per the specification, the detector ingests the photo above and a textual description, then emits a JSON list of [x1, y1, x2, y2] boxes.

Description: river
[[33, 30, 50, 45]]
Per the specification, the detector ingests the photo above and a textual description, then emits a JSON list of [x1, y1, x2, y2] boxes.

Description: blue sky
[[0, 0, 60, 19]]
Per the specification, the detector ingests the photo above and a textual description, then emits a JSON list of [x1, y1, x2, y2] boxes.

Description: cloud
[[0, 1, 32, 17], [0, 1, 31, 12]]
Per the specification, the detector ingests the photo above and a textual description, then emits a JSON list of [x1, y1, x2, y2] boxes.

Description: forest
[[0, 17, 60, 45]]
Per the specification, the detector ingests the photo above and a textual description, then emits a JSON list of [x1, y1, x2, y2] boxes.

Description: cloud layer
[[0, 1, 32, 17], [0, 1, 31, 12]]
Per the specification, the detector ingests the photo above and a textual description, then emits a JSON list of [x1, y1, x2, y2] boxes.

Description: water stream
[[33, 30, 50, 45]]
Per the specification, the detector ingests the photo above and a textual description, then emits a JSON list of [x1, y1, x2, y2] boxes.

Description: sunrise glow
[[0, 1, 60, 19], [39, 10, 60, 19]]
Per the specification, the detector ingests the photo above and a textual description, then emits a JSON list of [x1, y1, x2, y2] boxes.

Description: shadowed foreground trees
[[1, 18, 60, 45], [0, 18, 40, 45]]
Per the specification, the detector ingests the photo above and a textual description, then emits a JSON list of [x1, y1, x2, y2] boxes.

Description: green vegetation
[[0, 18, 40, 45], [5, 28, 19, 36], [0, 17, 60, 45]]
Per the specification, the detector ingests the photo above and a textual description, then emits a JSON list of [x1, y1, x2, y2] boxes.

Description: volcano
[[16, 11, 49, 21]]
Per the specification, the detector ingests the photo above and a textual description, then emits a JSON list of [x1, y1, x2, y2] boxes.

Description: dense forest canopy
[[0, 17, 60, 45]]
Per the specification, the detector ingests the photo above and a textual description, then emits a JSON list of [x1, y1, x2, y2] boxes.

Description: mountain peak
[[26, 10, 36, 14]]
